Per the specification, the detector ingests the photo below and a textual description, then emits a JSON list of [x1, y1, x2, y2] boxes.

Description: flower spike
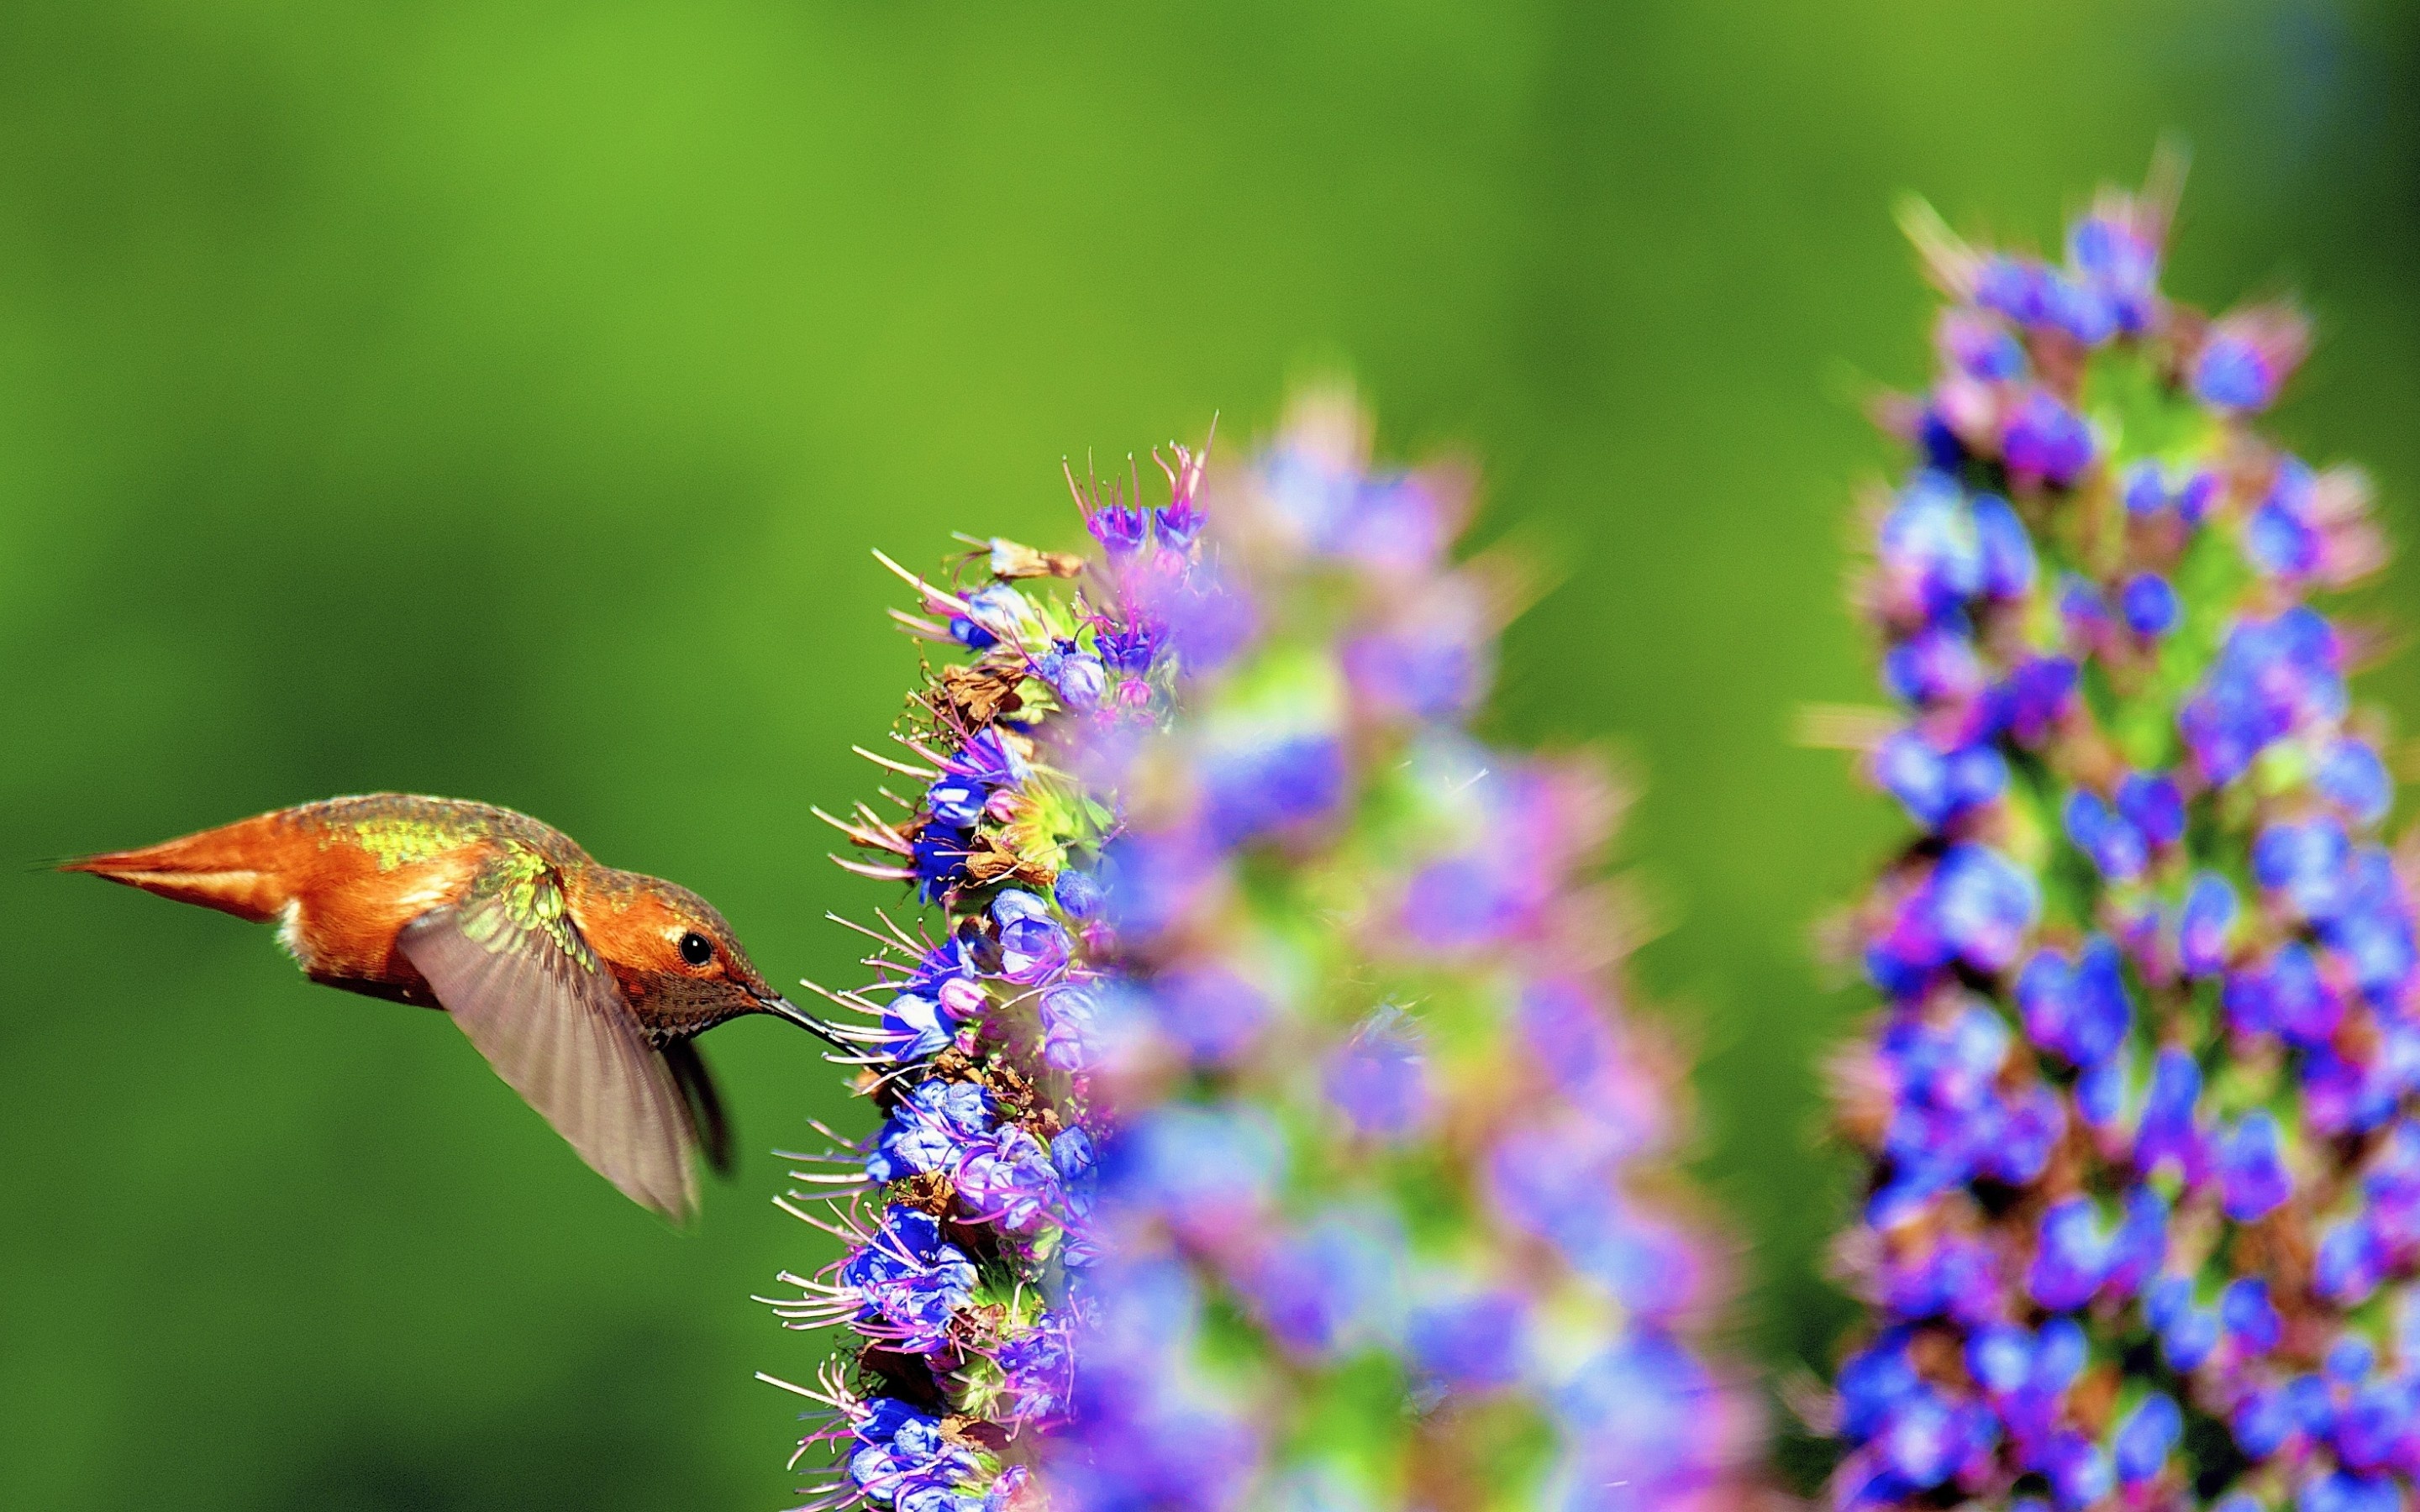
[[1827, 164, 2420, 1511], [765, 395, 1760, 1509]]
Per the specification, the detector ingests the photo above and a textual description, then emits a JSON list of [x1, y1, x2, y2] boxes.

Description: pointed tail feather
[[61, 814, 299, 924]]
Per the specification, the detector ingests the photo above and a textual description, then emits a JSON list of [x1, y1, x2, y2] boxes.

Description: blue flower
[[2194, 333, 2277, 410], [2217, 1111, 2294, 1221], [926, 774, 989, 828], [1086, 501, 1148, 555], [1198, 736, 1346, 846], [2002, 390, 2096, 485], [1244, 1215, 1401, 1358], [2116, 770, 2184, 848], [2180, 872, 2239, 975], [2222, 1276, 2281, 1353], [2017, 936, 2132, 1068], [842, 1206, 981, 1354], [1322, 1009, 1434, 1142], [955, 1128, 1062, 1233], [2134, 1047, 2202, 1177], [2319, 739, 2394, 826], [2065, 789, 2147, 881], [912, 825, 974, 902], [1407, 1291, 1528, 1390], [1875, 727, 2007, 827], [2028, 1199, 2110, 1310], [992, 889, 1071, 985], [2112, 1392, 2182, 1484], [2254, 816, 2354, 921], [2120, 573, 2179, 636]]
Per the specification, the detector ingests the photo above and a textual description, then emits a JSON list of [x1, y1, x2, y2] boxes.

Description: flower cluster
[[761, 392, 1758, 1510], [1827, 169, 2420, 1511], [753, 512, 1137, 1512], [1038, 391, 1757, 1511]]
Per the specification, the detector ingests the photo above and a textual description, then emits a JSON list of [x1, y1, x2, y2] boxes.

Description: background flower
[[1825, 166, 2420, 1510], [769, 393, 1759, 1509]]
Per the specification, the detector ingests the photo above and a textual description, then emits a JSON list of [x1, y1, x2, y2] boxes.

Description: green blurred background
[[5, 2, 2419, 1505]]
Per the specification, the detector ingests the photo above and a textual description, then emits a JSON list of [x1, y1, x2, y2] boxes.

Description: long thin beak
[[758, 991, 847, 1051]]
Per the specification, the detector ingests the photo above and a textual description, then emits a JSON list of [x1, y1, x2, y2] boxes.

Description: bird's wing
[[660, 1038, 734, 1177], [396, 846, 700, 1221]]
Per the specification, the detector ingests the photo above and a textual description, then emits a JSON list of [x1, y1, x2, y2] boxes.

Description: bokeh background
[[5, 2, 2419, 1506]]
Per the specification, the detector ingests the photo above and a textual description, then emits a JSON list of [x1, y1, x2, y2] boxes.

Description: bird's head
[[581, 874, 823, 1040]]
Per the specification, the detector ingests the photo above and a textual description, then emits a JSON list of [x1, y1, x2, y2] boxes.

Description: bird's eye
[[678, 931, 714, 968]]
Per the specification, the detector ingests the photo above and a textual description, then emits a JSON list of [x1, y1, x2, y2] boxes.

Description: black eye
[[678, 932, 714, 968]]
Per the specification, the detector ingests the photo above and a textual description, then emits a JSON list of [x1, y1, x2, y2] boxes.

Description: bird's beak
[[757, 990, 846, 1050]]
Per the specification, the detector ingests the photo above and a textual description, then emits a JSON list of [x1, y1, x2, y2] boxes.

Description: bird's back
[[68, 794, 587, 1004]]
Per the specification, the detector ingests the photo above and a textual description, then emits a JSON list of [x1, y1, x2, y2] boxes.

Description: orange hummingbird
[[66, 794, 835, 1221]]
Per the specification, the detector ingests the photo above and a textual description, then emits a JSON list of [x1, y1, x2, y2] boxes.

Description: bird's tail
[[62, 813, 297, 924]]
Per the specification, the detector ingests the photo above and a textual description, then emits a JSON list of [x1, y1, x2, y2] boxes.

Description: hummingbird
[[66, 793, 835, 1222]]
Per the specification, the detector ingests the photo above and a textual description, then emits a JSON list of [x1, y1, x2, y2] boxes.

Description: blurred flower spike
[[1828, 153, 2420, 1510], [759, 390, 1760, 1509]]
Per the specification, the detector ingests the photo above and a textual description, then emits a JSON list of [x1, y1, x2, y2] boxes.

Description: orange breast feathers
[[66, 813, 486, 993]]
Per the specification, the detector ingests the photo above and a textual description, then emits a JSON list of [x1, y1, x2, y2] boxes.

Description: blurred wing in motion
[[397, 851, 699, 1221], [661, 1037, 734, 1177]]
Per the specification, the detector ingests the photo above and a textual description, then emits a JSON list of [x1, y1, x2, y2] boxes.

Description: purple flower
[[2180, 871, 2239, 975], [2116, 774, 2182, 852], [1144, 965, 1271, 1069], [841, 1206, 980, 1354], [991, 889, 1071, 985], [1991, 654, 2078, 744], [2064, 789, 2147, 881], [1198, 735, 1346, 845], [2002, 391, 2096, 485], [1086, 501, 1148, 554], [1244, 1215, 1400, 1358], [2222, 1277, 2281, 1353], [2319, 739, 2395, 826], [2194, 331, 2291, 410], [1037, 982, 1103, 1070], [955, 1128, 1062, 1232], [1094, 622, 1160, 675], [1322, 1008, 1434, 1141], [2028, 1199, 2109, 1310], [1883, 627, 1986, 706], [1342, 619, 1488, 722], [2120, 573, 2180, 636], [2134, 1047, 2202, 1178], [2069, 213, 2160, 333], [1407, 1290, 1529, 1390], [994, 1318, 1075, 1425], [2017, 937, 2132, 1068], [2217, 1111, 2293, 1221], [2112, 1392, 2181, 1484], [1874, 727, 2007, 827]]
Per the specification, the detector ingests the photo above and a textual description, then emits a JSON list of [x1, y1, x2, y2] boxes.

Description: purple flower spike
[[774, 396, 1763, 1509], [1830, 167, 2420, 1512]]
